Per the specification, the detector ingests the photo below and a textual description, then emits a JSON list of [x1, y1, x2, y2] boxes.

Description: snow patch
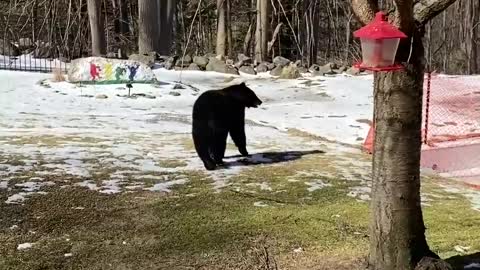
[[0, 181, 8, 189], [6, 193, 28, 204], [305, 180, 333, 192], [144, 179, 188, 192], [75, 180, 100, 191], [254, 201, 268, 207], [17, 243, 33, 250], [347, 186, 371, 201], [246, 182, 272, 191]]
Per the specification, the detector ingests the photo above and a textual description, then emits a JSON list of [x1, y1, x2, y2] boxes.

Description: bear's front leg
[[230, 126, 249, 156]]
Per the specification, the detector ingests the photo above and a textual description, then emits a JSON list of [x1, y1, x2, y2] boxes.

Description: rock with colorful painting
[[67, 57, 157, 84]]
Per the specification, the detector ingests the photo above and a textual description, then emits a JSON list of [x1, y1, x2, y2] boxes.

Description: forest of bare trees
[[0, 0, 478, 74]]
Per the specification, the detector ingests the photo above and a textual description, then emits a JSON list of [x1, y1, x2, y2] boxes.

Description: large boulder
[[0, 40, 20, 56], [309, 64, 321, 73], [273, 56, 291, 67], [279, 64, 301, 79], [256, 62, 269, 73], [225, 65, 240, 75], [266, 62, 276, 70], [164, 56, 177, 70], [206, 57, 239, 75], [338, 65, 348, 73], [298, 67, 309, 73], [239, 65, 257, 75], [193, 56, 209, 69], [346, 66, 361, 76], [309, 63, 337, 76], [237, 53, 252, 64], [188, 63, 201, 71], [68, 57, 157, 84], [270, 65, 283, 76], [129, 52, 156, 67], [234, 61, 244, 69], [176, 55, 192, 67], [320, 62, 337, 75], [204, 53, 217, 58]]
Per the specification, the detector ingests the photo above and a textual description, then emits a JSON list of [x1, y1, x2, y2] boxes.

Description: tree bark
[[158, 0, 175, 55], [351, 0, 459, 269], [216, 0, 227, 57], [226, 0, 233, 58], [87, 0, 106, 56], [369, 28, 439, 269], [138, 0, 158, 54], [255, 0, 269, 63]]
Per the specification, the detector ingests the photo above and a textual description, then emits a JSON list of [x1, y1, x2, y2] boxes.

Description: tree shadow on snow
[[446, 252, 480, 270], [222, 150, 325, 168]]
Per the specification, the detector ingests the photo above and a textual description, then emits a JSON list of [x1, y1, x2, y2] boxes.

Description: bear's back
[[192, 89, 243, 124]]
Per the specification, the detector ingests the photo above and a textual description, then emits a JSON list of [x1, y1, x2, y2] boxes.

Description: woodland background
[[0, 0, 478, 74]]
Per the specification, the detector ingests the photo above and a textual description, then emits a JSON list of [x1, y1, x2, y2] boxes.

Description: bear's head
[[226, 82, 263, 108]]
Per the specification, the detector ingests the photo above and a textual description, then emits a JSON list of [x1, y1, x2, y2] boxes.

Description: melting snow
[[6, 193, 28, 204], [0, 181, 8, 189], [254, 201, 268, 207], [144, 179, 188, 192], [305, 180, 333, 192], [17, 243, 33, 250]]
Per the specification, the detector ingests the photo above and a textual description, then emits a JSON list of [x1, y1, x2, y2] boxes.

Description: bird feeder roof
[[354, 12, 407, 39]]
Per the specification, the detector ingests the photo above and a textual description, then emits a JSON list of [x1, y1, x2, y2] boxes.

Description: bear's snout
[[253, 99, 262, 108]]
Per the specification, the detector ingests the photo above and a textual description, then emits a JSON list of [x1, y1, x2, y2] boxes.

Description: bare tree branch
[[392, 0, 414, 32], [413, 0, 458, 25], [352, 0, 458, 28], [351, 0, 378, 25]]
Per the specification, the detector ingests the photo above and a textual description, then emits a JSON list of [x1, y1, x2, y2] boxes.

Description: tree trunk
[[350, 0, 459, 269], [118, 0, 129, 34], [138, 0, 159, 54], [158, 0, 175, 55], [303, 0, 319, 67], [216, 0, 227, 57], [255, 0, 269, 63], [226, 0, 233, 58], [369, 22, 450, 270], [87, 0, 106, 56]]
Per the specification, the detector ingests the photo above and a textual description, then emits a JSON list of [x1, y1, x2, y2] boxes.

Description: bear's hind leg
[[212, 129, 228, 165], [192, 132, 217, 170]]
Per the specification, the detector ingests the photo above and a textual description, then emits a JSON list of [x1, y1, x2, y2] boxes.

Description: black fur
[[192, 82, 262, 170]]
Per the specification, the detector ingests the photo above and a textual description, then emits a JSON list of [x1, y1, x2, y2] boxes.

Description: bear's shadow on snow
[[222, 150, 325, 168]]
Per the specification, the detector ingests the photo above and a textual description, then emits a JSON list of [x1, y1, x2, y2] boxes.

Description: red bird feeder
[[354, 11, 407, 71]]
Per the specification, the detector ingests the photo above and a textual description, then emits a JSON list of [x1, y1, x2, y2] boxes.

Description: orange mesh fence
[[364, 74, 480, 181], [423, 75, 480, 146]]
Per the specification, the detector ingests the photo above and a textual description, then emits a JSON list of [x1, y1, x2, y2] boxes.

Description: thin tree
[[138, 0, 159, 54], [117, 0, 129, 35], [216, 0, 227, 57], [158, 0, 176, 55], [255, 0, 269, 63], [351, 0, 459, 269], [87, 0, 107, 56]]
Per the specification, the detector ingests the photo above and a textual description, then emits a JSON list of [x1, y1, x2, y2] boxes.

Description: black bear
[[192, 82, 263, 170]]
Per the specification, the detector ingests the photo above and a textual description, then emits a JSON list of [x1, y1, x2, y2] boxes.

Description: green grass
[[1, 135, 479, 269]]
